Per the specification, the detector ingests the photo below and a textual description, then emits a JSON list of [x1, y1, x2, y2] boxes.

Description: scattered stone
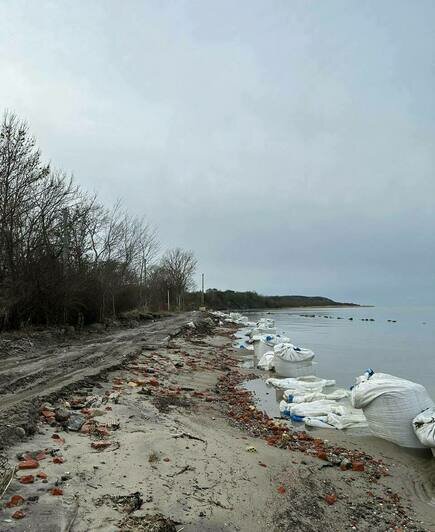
[[55, 407, 70, 423], [14, 427, 26, 438], [67, 414, 86, 431], [340, 458, 351, 470], [96, 492, 143, 514]]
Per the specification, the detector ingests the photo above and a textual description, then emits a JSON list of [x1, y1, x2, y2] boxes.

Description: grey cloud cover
[[1, 0, 434, 304]]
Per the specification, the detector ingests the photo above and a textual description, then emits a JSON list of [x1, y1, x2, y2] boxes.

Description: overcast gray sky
[[1, 0, 434, 305]]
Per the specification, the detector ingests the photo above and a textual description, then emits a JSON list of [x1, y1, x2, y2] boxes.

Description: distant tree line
[[0, 112, 196, 330], [188, 289, 353, 310]]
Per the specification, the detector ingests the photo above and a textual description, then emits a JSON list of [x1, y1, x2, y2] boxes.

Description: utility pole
[[167, 289, 170, 311], [201, 273, 205, 307]]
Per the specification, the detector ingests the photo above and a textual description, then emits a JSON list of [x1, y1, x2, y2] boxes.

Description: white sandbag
[[273, 342, 315, 378], [220, 312, 255, 327], [279, 399, 291, 413], [351, 372, 434, 448], [274, 343, 314, 362], [267, 375, 335, 391], [250, 326, 277, 337], [275, 361, 314, 378], [413, 407, 435, 449], [257, 318, 275, 329], [326, 411, 368, 430], [280, 397, 354, 418], [289, 400, 340, 418], [282, 382, 325, 396], [304, 417, 333, 428], [288, 389, 350, 404], [257, 352, 275, 371], [302, 410, 367, 430], [254, 335, 291, 359]]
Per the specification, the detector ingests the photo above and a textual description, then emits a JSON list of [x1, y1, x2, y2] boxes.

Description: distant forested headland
[[191, 289, 358, 310]]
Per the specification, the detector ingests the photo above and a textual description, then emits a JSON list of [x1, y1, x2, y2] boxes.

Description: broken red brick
[[96, 425, 110, 437], [53, 456, 64, 464], [148, 378, 159, 387], [80, 422, 94, 434], [91, 441, 111, 450], [41, 410, 55, 419], [277, 485, 286, 494], [35, 452, 47, 461], [316, 450, 328, 461], [37, 471, 48, 480], [6, 495, 25, 508], [163, 458, 170, 462], [50, 487, 63, 496], [18, 459, 39, 470], [18, 475, 34, 484], [51, 433, 65, 444], [105, 406, 112, 411], [12, 510, 26, 519], [325, 493, 337, 505], [352, 461, 365, 472]]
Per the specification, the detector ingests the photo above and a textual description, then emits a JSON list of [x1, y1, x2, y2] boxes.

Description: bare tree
[[160, 248, 197, 310]]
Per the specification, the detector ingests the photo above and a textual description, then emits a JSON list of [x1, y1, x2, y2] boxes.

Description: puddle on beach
[[243, 378, 283, 419]]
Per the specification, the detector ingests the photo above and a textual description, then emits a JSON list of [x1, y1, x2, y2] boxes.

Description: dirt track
[[0, 313, 196, 449]]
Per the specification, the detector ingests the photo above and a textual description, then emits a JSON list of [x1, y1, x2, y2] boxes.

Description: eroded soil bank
[[0, 316, 434, 531]]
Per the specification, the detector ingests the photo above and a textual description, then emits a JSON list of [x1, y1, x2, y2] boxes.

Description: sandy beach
[[0, 314, 434, 531]]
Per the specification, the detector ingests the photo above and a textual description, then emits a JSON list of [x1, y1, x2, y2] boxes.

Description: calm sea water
[[244, 306, 435, 398]]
